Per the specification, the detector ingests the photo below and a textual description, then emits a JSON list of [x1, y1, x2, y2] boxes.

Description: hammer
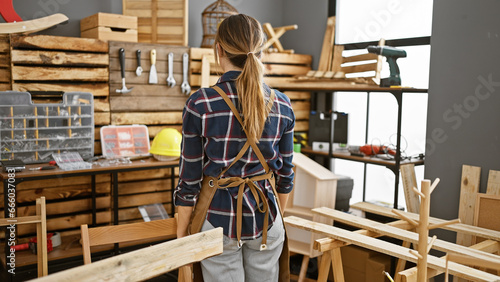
[[116, 48, 133, 93]]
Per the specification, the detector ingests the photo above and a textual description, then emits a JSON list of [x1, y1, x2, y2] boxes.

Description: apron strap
[[212, 85, 275, 174], [211, 85, 276, 247]]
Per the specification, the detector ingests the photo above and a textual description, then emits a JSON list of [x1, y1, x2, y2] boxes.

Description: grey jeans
[[200, 213, 285, 282]]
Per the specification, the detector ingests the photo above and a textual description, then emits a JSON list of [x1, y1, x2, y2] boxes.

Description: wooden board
[[318, 16, 335, 72], [487, 169, 500, 195], [350, 201, 500, 242], [400, 163, 420, 213], [456, 164, 481, 247], [0, 13, 68, 35], [284, 216, 500, 282], [473, 193, 500, 243], [33, 228, 222, 282], [313, 207, 500, 266], [123, 0, 188, 46]]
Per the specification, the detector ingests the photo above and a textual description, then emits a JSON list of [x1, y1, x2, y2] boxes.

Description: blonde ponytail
[[214, 14, 267, 143]]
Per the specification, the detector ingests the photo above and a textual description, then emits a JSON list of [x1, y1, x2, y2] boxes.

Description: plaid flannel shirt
[[174, 71, 295, 240]]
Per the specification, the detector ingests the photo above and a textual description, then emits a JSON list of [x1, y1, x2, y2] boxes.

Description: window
[[332, 0, 433, 208]]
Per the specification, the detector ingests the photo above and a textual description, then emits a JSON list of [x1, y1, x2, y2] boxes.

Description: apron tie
[[209, 171, 274, 250]]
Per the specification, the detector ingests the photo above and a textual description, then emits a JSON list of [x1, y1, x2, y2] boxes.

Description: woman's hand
[[177, 206, 194, 238]]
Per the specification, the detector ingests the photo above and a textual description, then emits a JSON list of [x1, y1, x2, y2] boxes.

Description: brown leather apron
[[188, 86, 290, 282]]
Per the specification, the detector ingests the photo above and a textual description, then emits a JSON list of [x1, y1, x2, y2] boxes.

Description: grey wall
[[426, 0, 500, 244], [10, 0, 117, 37], [3, 0, 326, 67]]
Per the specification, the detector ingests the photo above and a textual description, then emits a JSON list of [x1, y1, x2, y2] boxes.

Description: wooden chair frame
[[32, 228, 223, 282], [0, 197, 47, 277], [80, 217, 177, 264]]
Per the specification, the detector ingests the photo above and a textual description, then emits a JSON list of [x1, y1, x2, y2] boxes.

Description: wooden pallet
[[122, 0, 188, 46], [3, 34, 111, 126]]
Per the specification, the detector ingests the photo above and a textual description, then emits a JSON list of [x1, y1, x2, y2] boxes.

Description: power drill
[[367, 45, 407, 87]]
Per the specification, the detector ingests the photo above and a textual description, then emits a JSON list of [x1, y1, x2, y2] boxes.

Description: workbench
[[0, 157, 178, 278], [269, 79, 428, 208]]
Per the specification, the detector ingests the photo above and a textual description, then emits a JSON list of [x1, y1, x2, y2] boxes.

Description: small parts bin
[[100, 125, 150, 158]]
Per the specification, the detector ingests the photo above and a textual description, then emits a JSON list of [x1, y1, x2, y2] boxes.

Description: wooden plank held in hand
[[34, 228, 223, 282]]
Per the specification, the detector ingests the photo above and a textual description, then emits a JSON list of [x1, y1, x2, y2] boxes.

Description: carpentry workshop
[[0, 0, 498, 281]]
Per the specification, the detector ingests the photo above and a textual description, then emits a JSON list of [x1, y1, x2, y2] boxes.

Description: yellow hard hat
[[150, 128, 182, 161]]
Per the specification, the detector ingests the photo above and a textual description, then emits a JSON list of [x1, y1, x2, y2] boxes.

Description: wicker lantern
[[201, 0, 238, 48]]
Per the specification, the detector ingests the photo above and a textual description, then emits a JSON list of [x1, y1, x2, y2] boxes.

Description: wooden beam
[[314, 220, 414, 252], [399, 239, 500, 281], [312, 207, 500, 265], [400, 163, 420, 213], [33, 228, 223, 282], [284, 216, 500, 281], [318, 16, 335, 72], [350, 202, 500, 241]]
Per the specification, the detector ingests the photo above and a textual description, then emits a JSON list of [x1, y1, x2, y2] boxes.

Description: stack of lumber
[[0, 34, 111, 155], [294, 16, 382, 85], [189, 47, 312, 132]]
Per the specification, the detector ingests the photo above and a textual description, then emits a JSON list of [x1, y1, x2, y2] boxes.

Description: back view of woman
[[175, 14, 295, 281]]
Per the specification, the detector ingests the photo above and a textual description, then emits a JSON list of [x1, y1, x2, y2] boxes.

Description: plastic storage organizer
[[100, 125, 150, 158], [0, 92, 94, 163]]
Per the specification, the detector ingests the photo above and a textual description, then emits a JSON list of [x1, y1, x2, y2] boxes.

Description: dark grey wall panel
[[426, 0, 500, 244]]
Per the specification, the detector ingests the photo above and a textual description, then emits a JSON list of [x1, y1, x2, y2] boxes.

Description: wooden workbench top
[[0, 157, 179, 180]]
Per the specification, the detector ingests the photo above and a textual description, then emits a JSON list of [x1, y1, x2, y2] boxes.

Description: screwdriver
[[29, 166, 57, 171]]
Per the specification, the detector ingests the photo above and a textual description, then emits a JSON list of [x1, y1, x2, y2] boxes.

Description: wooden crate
[[123, 0, 188, 46], [81, 12, 138, 42], [189, 47, 312, 132], [7, 34, 111, 127], [0, 35, 10, 91]]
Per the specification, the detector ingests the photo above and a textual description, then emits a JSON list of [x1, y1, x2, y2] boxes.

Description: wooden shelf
[[301, 147, 425, 168]]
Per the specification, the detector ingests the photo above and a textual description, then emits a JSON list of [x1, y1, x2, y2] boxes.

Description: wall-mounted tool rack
[[0, 92, 94, 163]]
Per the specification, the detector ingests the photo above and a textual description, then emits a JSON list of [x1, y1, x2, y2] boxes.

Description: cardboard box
[[339, 245, 391, 282], [81, 12, 138, 42], [366, 255, 391, 282]]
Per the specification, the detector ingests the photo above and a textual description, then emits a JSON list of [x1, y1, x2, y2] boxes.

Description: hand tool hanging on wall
[[181, 53, 191, 95], [116, 48, 133, 93], [166, 52, 176, 87], [367, 45, 407, 87], [135, 49, 143, 76], [149, 49, 158, 84]]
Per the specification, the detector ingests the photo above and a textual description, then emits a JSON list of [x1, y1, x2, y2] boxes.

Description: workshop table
[[0, 157, 178, 277]]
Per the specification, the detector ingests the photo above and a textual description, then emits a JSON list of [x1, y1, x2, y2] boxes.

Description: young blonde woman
[[175, 14, 295, 281]]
